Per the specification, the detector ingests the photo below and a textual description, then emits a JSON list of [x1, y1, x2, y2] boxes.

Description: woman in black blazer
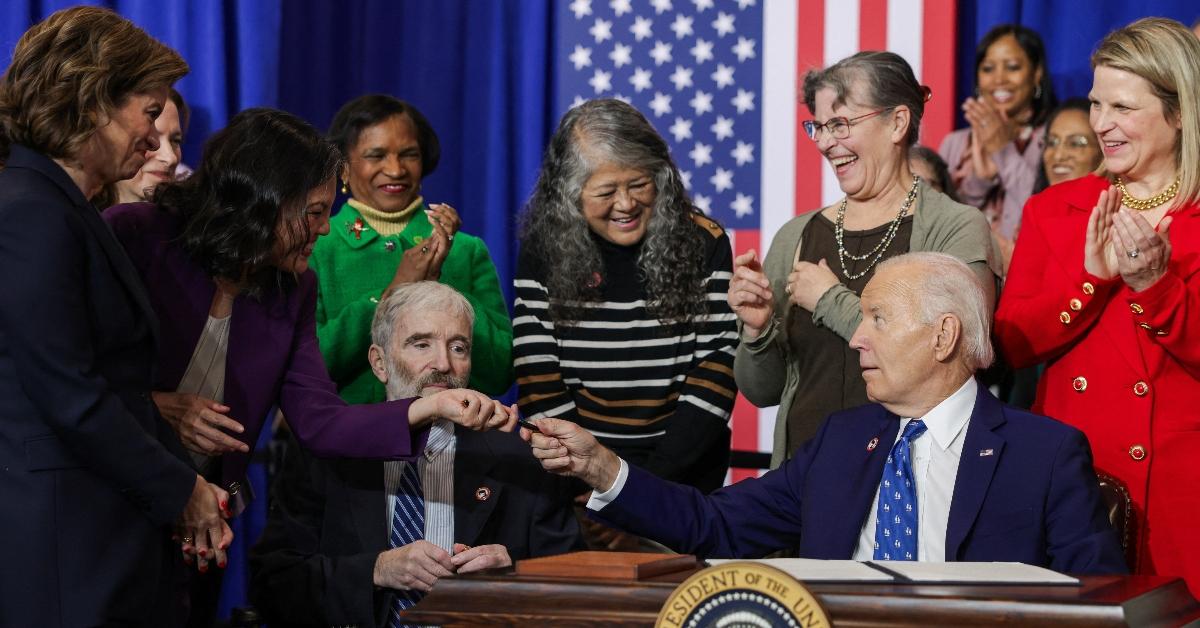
[[0, 8, 229, 627]]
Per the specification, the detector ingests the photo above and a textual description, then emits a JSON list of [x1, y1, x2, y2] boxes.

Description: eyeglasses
[[1043, 134, 1093, 151], [802, 108, 892, 141]]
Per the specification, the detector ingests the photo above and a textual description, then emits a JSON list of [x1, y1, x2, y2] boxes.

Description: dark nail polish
[[199, 549, 207, 558], [218, 561, 226, 569], [199, 565, 208, 574]]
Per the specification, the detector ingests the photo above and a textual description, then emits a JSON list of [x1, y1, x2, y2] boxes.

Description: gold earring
[[340, 179, 348, 194]]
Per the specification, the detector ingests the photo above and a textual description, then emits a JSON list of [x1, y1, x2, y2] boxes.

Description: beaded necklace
[[834, 175, 920, 281], [1115, 176, 1179, 211]]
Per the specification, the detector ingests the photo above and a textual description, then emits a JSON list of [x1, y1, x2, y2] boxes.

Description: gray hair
[[370, 281, 476, 351], [519, 98, 711, 323], [802, 51, 928, 147], [877, 252, 994, 370]]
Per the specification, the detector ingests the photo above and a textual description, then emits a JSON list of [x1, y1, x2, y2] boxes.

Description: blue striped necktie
[[388, 461, 425, 627], [873, 420, 926, 561]]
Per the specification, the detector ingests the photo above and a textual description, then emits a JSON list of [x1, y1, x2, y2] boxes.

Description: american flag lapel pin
[[867, 437, 879, 452], [979, 448, 994, 457]]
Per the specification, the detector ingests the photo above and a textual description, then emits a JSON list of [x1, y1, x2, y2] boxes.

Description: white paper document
[[870, 561, 1080, 585], [706, 558, 896, 582]]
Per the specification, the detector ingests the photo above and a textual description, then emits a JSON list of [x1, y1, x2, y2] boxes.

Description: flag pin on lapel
[[867, 437, 879, 452], [979, 448, 994, 457], [475, 487, 491, 501]]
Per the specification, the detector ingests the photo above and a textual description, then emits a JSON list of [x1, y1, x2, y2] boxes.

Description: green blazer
[[311, 202, 513, 400], [733, 180, 999, 466]]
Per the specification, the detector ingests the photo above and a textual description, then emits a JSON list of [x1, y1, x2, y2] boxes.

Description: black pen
[[517, 418, 542, 434]]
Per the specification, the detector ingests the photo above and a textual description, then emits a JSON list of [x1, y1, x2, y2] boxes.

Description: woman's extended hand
[[152, 391, 247, 456], [727, 249, 775, 339], [409, 389, 517, 432], [1084, 186, 1122, 280], [1112, 207, 1173, 292]]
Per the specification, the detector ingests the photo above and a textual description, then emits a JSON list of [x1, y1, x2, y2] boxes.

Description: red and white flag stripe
[[729, 0, 956, 482]]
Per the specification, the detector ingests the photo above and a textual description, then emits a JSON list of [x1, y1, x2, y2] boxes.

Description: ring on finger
[[421, 246, 430, 254], [181, 536, 193, 544], [1127, 248, 1140, 259], [785, 284, 793, 294]]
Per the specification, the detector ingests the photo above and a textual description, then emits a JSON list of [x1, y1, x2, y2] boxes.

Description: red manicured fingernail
[[199, 549, 207, 558], [218, 561, 227, 569], [199, 565, 208, 574], [220, 501, 228, 510]]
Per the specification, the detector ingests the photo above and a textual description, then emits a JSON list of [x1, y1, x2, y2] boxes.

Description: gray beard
[[383, 360, 469, 401]]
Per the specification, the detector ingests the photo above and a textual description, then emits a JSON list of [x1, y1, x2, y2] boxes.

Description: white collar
[[904, 378, 976, 451]]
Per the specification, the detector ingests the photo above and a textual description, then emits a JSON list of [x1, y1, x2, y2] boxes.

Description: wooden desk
[[404, 569, 1200, 627]]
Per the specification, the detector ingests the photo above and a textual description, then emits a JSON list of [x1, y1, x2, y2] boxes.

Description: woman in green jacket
[[313, 95, 512, 401]]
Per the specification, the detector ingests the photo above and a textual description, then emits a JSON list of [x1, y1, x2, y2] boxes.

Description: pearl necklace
[[834, 176, 920, 281], [1115, 176, 1179, 211]]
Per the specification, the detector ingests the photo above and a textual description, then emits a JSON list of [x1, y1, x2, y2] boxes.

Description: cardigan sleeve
[[733, 217, 805, 407]]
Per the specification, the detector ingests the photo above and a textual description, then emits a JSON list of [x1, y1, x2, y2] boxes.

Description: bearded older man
[[250, 282, 581, 627], [524, 253, 1126, 574]]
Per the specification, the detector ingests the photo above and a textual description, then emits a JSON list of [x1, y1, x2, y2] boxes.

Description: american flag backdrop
[[555, 0, 957, 482]]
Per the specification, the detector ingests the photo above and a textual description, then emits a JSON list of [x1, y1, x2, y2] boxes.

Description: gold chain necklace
[[834, 176, 920, 281], [1115, 176, 1179, 211]]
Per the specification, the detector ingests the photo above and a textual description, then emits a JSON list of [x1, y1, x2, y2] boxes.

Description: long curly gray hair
[[520, 99, 712, 324]]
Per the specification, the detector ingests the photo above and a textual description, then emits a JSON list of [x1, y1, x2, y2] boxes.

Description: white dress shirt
[[385, 419, 457, 552], [852, 377, 976, 562]]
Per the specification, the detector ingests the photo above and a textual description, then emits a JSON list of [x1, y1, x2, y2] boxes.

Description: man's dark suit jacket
[[597, 384, 1128, 574], [0, 145, 197, 627], [249, 426, 584, 627]]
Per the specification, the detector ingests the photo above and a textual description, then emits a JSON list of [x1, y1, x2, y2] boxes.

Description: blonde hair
[[0, 6, 188, 160], [1091, 17, 1200, 205]]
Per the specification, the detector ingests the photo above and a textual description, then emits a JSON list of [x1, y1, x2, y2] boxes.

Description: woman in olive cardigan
[[313, 95, 512, 401]]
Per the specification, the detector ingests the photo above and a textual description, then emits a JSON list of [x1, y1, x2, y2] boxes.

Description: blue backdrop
[[3, 0, 1198, 622]]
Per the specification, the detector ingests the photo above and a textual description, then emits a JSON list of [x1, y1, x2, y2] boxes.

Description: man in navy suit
[[250, 282, 581, 627], [524, 252, 1127, 574]]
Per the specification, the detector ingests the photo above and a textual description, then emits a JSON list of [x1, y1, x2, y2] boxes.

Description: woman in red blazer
[[995, 18, 1200, 595]]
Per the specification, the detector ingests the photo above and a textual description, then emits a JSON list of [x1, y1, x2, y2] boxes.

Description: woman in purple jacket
[[104, 107, 515, 625]]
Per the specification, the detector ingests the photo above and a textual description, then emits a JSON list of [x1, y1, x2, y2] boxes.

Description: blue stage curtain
[[955, 0, 1199, 122]]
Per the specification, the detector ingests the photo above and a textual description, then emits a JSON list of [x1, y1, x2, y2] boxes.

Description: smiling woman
[[311, 94, 513, 401], [731, 51, 997, 463], [514, 98, 738, 500], [940, 25, 1057, 275], [996, 17, 1200, 596]]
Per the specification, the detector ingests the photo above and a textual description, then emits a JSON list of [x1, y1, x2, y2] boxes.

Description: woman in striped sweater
[[514, 99, 739, 495]]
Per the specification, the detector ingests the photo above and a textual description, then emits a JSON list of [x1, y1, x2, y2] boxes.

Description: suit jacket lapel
[[453, 429, 503, 547], [945, 384, 1006, 559]]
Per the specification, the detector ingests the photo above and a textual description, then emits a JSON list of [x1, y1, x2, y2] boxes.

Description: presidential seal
[[656, 562, 830, 628]]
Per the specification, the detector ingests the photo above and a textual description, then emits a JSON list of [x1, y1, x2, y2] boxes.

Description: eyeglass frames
[[802, 108, 892, 141]]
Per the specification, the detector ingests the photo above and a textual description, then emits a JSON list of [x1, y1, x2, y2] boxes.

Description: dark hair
[[1032, 98, 1098, 193], [153, 108, 341, 297], [974, 24, 1057, 127], [328, 94, 440, 177], [520, 99, 714, 324], [169, 88, 191, 135], [802, 51, 928, 147], [908, 145, 958, 202], [0, 6, 188, 162]]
